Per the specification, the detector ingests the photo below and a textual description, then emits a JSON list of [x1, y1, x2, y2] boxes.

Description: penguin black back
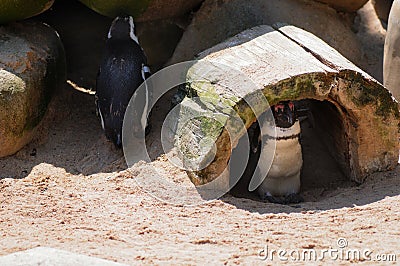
[[96, 15, 151, 147]]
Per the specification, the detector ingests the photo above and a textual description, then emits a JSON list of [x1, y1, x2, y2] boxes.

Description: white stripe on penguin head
[[128, 16, 139, 44], [107, 17, 118, 39]]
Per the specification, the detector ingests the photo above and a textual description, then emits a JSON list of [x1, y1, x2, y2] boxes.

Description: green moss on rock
[[78, 0, 152, 18], [0, 0, 54, 24], [0, 22, 66, 157], [341, 73, 399, 119]]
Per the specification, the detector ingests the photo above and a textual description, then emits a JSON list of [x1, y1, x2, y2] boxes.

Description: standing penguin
[[96, 15, 151, 147], [252, 101, 303, 204]]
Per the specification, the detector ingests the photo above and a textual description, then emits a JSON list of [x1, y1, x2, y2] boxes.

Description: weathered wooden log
[[175, 24, 399, 190]]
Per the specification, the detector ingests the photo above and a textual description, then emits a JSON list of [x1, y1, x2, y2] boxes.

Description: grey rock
[[384, 0, 400, 100], [314, 0, 368, 12], [168, 0, 363, 67], [372, 0, 393, 23], [0, 22, 66, 157], [0, 247, 128, 266]]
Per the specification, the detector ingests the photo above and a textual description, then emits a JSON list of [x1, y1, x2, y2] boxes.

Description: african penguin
[[95, 15, 151, 148], [254, 101, 304, 204]]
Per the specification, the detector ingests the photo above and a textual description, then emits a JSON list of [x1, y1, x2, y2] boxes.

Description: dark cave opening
[[230, 99, 356, 202]]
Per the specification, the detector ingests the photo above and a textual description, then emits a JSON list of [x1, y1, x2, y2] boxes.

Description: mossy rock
[[176, 25, 399, 189], [79, 0, 203, 21], [78, 0, 151, 18], [0, 0, 54, 24], [0, 22, 66, 157]]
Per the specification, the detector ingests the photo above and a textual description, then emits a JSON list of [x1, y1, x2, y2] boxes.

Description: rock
[[138, 20, 185, 69], [168, 0, 363, 68], [0, 22, 66, 157], [384, 0, 400, 100], [78, 0, 203, 21], [175, 25, 398, 189], [0, 0, 54, 24], [372, 0, 393, 23], [314, 0, 368, 12], [0, 247, 128, 266], [355, 1, 387, 82]]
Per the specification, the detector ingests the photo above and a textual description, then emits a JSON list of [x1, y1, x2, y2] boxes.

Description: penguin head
[[272, 101, 296, 128], [108, 15, 138, 43]]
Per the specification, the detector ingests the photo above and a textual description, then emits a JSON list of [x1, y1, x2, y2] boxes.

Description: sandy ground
[[1, 1, 399, 265]]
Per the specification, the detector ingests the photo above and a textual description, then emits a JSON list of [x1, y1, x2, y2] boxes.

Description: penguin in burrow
[[95, 15, 151, 148], [250, 101, 304, 204]]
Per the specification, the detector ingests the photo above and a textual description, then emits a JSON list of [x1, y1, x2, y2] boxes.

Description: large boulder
[[78, 0, 203, 21], [168, 0, 363, 68], [384, 0, 400, 100], [0, 22, 66, 157], [0, 0, 54, 24], [78, 0, 368, 21], [315, 0, 368, 12]]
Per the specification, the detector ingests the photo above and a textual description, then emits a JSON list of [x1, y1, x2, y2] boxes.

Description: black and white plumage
[[95, 15, 151, 147], [253, 101, 304, 204]]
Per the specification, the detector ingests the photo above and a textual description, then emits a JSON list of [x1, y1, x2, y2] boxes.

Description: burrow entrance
[[230, 99, 357, 202]]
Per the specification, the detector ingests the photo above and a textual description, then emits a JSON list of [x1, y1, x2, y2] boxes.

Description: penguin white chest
[[257, 121, 303, 197]]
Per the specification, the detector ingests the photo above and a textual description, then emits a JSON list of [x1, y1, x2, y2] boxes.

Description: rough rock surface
[[168, 0, 363, 68], [315, 0, 368, 12], [0, 22, 66, 157], [372, 0, 393, 23], [78, 0, 203, 21], [0, 0, 54, 24], [384, 0, 400, 100]]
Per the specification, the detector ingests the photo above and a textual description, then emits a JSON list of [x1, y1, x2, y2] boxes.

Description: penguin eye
[[274, 104, 284, 113]]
